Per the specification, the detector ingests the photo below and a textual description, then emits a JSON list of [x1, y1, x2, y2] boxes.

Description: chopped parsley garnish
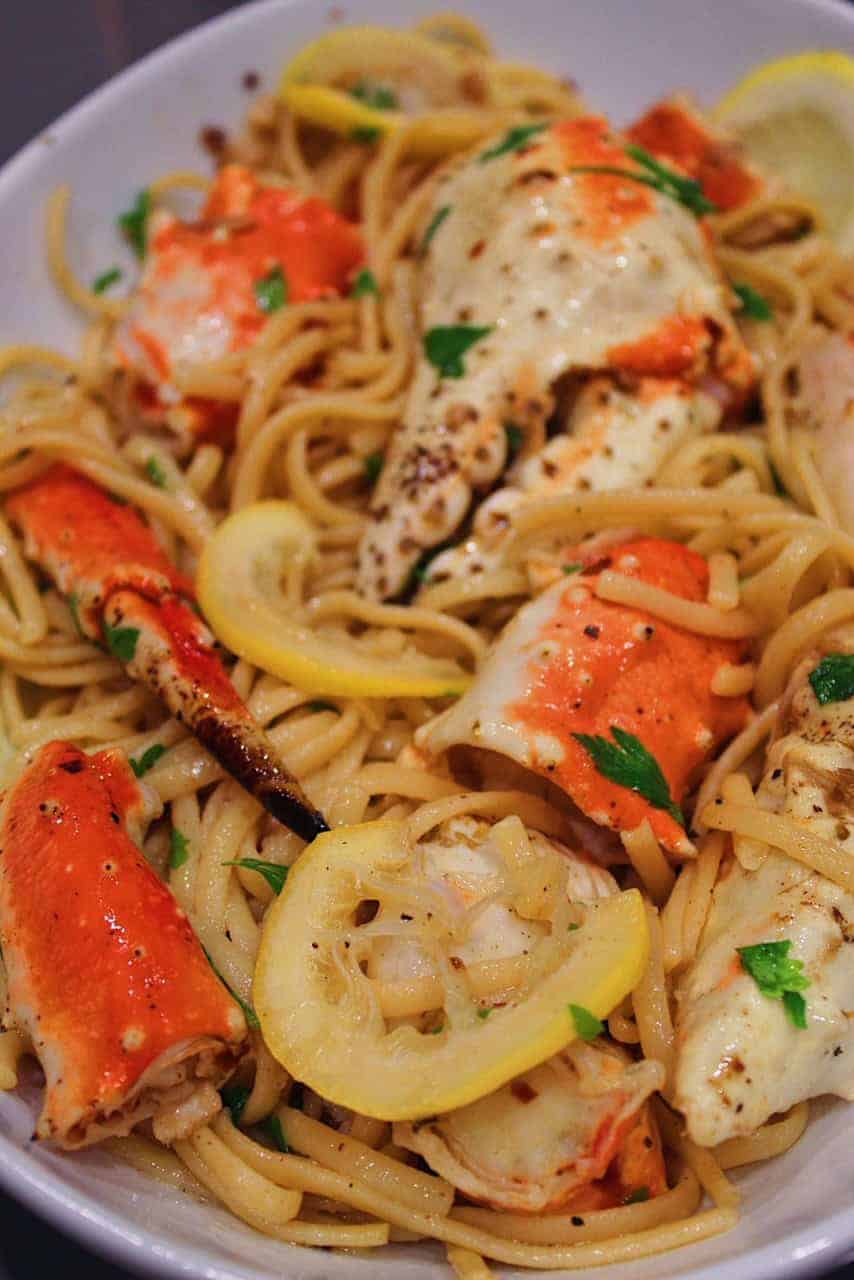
[[169, 827, 190, 870], [103, 622, 140, 663], [204, 948, 260, 1029], [409, 539, 454, 590], [808, 653, 854, 705], [264, 1114, 289, 1152], [624, 1186, 650, 1205], [145, 456, 168, 489], [569, 1004, 603, 1041], [738, 939, 809, 1029], [424, 324, 493, 379], [567, 921, 581, 932], [420, 204, 452, 254], [351, 267, 380, 298], [350, 82, 398, 111], [221, 1083, 251, 1126], [504, 421, 524, 463], [479, 122, 548, 163], [129, 743, 166, 778], [254, 265, 288, 314], [118, 189, 151, 259], [351, 125, 382, 145], [734, 282, 773, 322], [562, 562, 583, 576], [573, 725, 684, 826], [477, 1007, 493, 1021], [363, 451, 384, 484], [67, 591, 84, 638], [569, 143, 717, 218], [223, 857, 288, 895], [93, 267, 122, 294]]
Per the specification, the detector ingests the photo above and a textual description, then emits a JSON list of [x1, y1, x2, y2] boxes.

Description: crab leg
[[0, 741, 247, 1148], [6, 464, 327, 842]]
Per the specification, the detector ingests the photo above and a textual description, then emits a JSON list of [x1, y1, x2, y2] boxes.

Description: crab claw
[[6, 465, 327, 843], [0, 741, 247, 1148], [418, 538, 751, 856]]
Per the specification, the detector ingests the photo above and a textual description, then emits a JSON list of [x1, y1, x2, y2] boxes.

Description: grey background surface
[[0, 0, 853, 1276]]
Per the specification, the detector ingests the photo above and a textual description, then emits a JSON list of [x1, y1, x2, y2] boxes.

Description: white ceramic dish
[[2, 0, 854, 1275]]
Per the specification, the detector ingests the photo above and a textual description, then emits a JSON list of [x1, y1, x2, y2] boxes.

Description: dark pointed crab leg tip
[[263, 790, 329, 844]]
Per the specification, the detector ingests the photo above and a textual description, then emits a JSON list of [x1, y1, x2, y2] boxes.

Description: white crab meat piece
[[394, 1041, 665, 1212], [674, 625, 854, 1147], [796, 330, 854, 533], [357, 115, 753, 599]]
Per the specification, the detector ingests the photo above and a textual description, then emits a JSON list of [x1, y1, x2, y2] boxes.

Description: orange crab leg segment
[[6, 465, 327, 843], [0, 741, 246, 1148]]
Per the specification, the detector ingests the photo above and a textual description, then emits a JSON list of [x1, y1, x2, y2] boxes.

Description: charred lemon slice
[[254, 817, 649, 1120], [197, 502, 472, 698]]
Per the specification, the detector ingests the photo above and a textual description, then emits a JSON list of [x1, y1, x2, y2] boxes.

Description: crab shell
[[0, 741, 246, 1148]]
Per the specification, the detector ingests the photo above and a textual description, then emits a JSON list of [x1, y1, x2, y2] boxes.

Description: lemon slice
[[715, 51, 854, 251], [255, 818, 649, 1120], [197, 502, 471, 698]]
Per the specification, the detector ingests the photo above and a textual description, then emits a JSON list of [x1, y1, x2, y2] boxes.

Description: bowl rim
[[2, 0, 854, 1275]]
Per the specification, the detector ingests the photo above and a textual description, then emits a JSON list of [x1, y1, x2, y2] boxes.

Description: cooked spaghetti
[[1, 13, 854, 1276]]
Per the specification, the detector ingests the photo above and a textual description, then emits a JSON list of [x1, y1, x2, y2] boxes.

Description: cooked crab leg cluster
[[357, 112, 756, 599], [6, 464, 327, 842], [0, 741, 247, 1148]]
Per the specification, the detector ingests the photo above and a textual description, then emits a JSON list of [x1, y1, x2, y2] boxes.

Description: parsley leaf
[[569, 143, 717, 218], [363, 451, 384, 485], [480, 122, 548, 163], [562, 562, 583, 576], [809, 653, 854, 705], [477, 1007, 493, 1021], [145, 456, 168, 489], [118, 190, 151, 259], [351, 268, 379, 298], [204, 948, 261, 1029], [221, 1083, 251, 1126], [103, 621, 140, 663], [424, 324, 493, 379], [573, 725, 684, 826], [254, 265, 288, 314], [420, 204, 452, 254], [93, 267, 122, 294], [264, 1114, 289, 1152], [350, 82, 398, 111], [169, 827, 190, 869], [569, 1004, 603, 1041], [223, 857, 288, 895], [504, 421, 524, 463], [624, 1186, 650, 1205], [67, 591, 85, 638], [738, 939, 809, 1029], [129, 743, 166, 778], [351, 125, 381, 144], [734, 282, 773, 322]]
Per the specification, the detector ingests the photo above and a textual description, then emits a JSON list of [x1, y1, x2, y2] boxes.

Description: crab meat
[[112, 163, 363, 449], [674, 625, 854, 1147], [395, 1043, 665, 1213], [796, 330, 854, 533], [357, 115, 754, 598], [6, 465, 327, 842], [418, 538, 751, 856], [0, 741, 247, 1148]]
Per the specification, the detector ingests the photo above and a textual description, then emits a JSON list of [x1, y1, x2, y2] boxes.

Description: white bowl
[[2, 0, 854, 1275]]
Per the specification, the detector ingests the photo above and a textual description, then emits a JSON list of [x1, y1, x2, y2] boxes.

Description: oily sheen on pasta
[[1, 14, 854, 1278]]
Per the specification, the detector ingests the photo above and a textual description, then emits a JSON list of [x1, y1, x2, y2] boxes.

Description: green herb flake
[[221, 1083, 251, 1126], [118, 190, 151, 259], [504, 421, 524, 463], [223, 857, 289, 896], [738, 939, 810, 1029], [169, 827, 190, 870], [67, 591, 85, 638], [573, 725, 684, 826], [424, 324, 493, 379], [769, 461, 788, 497], [562, 562, 583, 576], [363, 451, 384, 485], [351, 125, 382, 145], [420, 204, 452, 254], [310, 700, 338, 713], [264, 1114, 289, 1152], [145, 456, 168, 489], [624, 1186, 650, 1205], [477, 1007, 493, 1021], [734, 282, 773, 322], [351, 267, 380, 299], [129, 743, 166, 778], [480, 122, 548, 164], [254, 265, 288, 315], [809, 653, 854, 706], [204, 948, 261, 1029], [569, 1003, 603, 1041], [567, 922, 581, 932], [427, 1022, 445, 1035], [569, 143, 717, 219], [93, 267, 122, 294], [103, 622, 140, 663], [350, 82, 398, 111]]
